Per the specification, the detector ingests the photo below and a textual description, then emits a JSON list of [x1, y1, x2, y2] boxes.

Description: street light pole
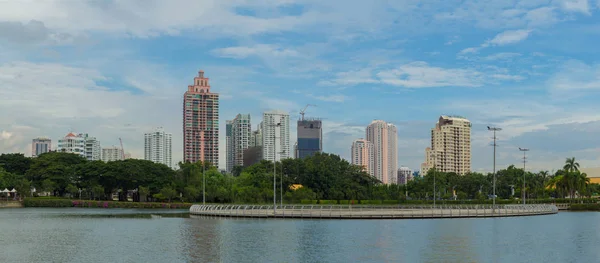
[[433, 151, 437, 208], [488, 126, 502, 212], [202, 159, 206, 205], [519, 147, 529, 205], [271, 122, 281, 215]]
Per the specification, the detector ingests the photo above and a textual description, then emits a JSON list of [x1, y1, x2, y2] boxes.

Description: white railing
[[189, 204, 558, 219]]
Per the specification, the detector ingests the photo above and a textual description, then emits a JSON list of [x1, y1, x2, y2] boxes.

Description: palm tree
[[563, 157, 580, 173]]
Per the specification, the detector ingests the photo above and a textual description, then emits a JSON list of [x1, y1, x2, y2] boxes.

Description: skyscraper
[[232, 114, 251, 167], [397, 166, 413, 185], [366, 120, 398, 184], [226, 120, 234, 172], [183, 70, 219, 166], [296, 119, 322, 158], [262, 110, 290, 162], [351, 138, 374, 177], [145, 127, 173, 168], [421, 115, 471, 175], [32, 137, 51, 157], [102, 146, 124, 162], [57, 133, 99, 160]]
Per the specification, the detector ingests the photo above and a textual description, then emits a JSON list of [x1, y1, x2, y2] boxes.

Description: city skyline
[[2, 1, 600, 172]]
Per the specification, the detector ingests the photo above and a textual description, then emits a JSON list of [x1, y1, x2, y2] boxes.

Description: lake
[[0, 208, 598, 262]]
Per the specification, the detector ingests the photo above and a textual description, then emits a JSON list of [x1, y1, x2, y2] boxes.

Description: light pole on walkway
[[269, 122, 281, 215], [519, 147, 529, 205], [488, 126, 501, 211]]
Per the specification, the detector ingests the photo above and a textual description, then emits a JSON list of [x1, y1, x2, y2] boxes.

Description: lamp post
[[432, 151, 439, 208], [487, 126, 502, 212], [519, 147, 529, 205], [202, 159, 206, 205], [279, 150, 286, 208], [269, 122, 281, 215]]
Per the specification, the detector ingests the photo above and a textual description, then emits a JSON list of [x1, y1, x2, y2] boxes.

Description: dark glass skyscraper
[[296, 119, 322, 158]]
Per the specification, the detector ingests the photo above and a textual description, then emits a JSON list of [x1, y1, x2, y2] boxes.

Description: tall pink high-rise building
[[351, 139, 374, 177], [366, 120, 398, 184], [183, 70, 219, 165]]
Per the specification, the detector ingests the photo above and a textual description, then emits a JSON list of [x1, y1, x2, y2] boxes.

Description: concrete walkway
[[190, 204, 558, 219]]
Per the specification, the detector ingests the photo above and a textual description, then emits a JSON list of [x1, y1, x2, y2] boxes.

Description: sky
[[1, 0, 600, 173]]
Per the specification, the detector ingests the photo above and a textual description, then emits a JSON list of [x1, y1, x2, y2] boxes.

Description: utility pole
[[488, 126, 502, 212], [270, 121, 281, 215], [519, 147, 529, 205], [202, 159, 206, 205], [433, 151, 438, 208]]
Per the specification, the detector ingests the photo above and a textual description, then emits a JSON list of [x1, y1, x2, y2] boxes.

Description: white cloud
[[459, 47, 479, 54], [486, 29, 533, 46], [211, 44, 300, 59], [0, 131, 13, 140], [377, 62, 485, 88], [561, 0, 591, 15], [484, 52, 522, 60], [548, 60, 600, 92], [0, 61, 182, 161], [309, 94, 348, 102]]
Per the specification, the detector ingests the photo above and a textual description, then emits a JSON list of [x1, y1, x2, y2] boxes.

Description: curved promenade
[[189, 204, 558, 219]]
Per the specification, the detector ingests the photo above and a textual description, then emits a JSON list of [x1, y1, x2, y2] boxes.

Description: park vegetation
[[0, 151, 598, 204]]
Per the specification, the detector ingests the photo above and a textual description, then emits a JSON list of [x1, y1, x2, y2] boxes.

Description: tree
[[13, 178, 31, 200], [0, 153, 32, 176], [159, 186, 177, 202], [66, 184, 79, 199], [564, 157, 580, 173], [92, 185, 104, 200], [138, 186, 150, 202]]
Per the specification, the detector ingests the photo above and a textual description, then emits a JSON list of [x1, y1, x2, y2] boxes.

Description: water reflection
[[1, 209, 599, 262]]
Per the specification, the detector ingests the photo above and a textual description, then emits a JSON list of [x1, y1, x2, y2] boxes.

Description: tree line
[[0, 152, 598, 203]]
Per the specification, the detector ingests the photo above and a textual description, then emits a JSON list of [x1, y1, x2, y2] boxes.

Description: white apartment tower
[[85, 136, 101, 161], [226, 114, 252, 172], [366, 120, 398, 184], [351, 139, 374, 177], [262, 110, 290, 162], [102, 147, 124, 162], [421, 115, 471, 175], [58, 133, 99, 161], [144, 127, 173, 168]]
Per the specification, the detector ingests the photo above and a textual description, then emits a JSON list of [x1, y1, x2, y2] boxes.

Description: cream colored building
[[351, 139, 374, 177], [421, 115, 471, 175], [366, 120, 398, 184], [578, 167, 600, 184]]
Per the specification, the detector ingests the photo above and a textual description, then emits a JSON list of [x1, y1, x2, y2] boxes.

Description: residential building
[[144, 127, 173, 168], [250, 123, 263, 147], [262, 110, 290, 162], [351, 139, 374, 177], [32, 137, 51, 157], [183, 70, 219, 166], [57, 133, 86, 158], [397, 166, 413, 185], [421, 115, 471, 175], [226, 114, 252, 172], [366, 120, 398, 184], [102, 146, 124, 162], [84, 136, 101, 161], [226, 120, 234, 172], [232, 114, 251, 167], [296, 119, 322, 158]]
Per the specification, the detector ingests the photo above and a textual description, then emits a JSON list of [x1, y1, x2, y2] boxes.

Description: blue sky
[[1, 0, 600, 172]]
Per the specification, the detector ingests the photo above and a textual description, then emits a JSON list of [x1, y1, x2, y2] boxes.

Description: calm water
[[0, 208, 599, 263]]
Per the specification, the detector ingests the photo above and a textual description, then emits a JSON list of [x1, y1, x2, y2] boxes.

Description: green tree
[[138, 186, 150, 202], [564, 157, 580, 173], [159, 186, 177, 202], [66, 184, 79, 198], [92, 185, 104, 200], [0, 153, 32, 176], [14, 178, 31, 200]]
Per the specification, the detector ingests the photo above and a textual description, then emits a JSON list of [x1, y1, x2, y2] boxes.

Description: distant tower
[[145, 127, 173, 168], [351, 139, 374, 177], [183, 70, 219, 166], [366, 120, 398, 184], [296, 119, 322, 158], [422, 115, 471, 175], [262, 110, 290, 161], [32, 137, 51, 157]]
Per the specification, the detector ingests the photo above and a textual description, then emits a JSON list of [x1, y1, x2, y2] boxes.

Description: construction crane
[[119, 138, 126, 160], [299, 104, 316, 121]]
